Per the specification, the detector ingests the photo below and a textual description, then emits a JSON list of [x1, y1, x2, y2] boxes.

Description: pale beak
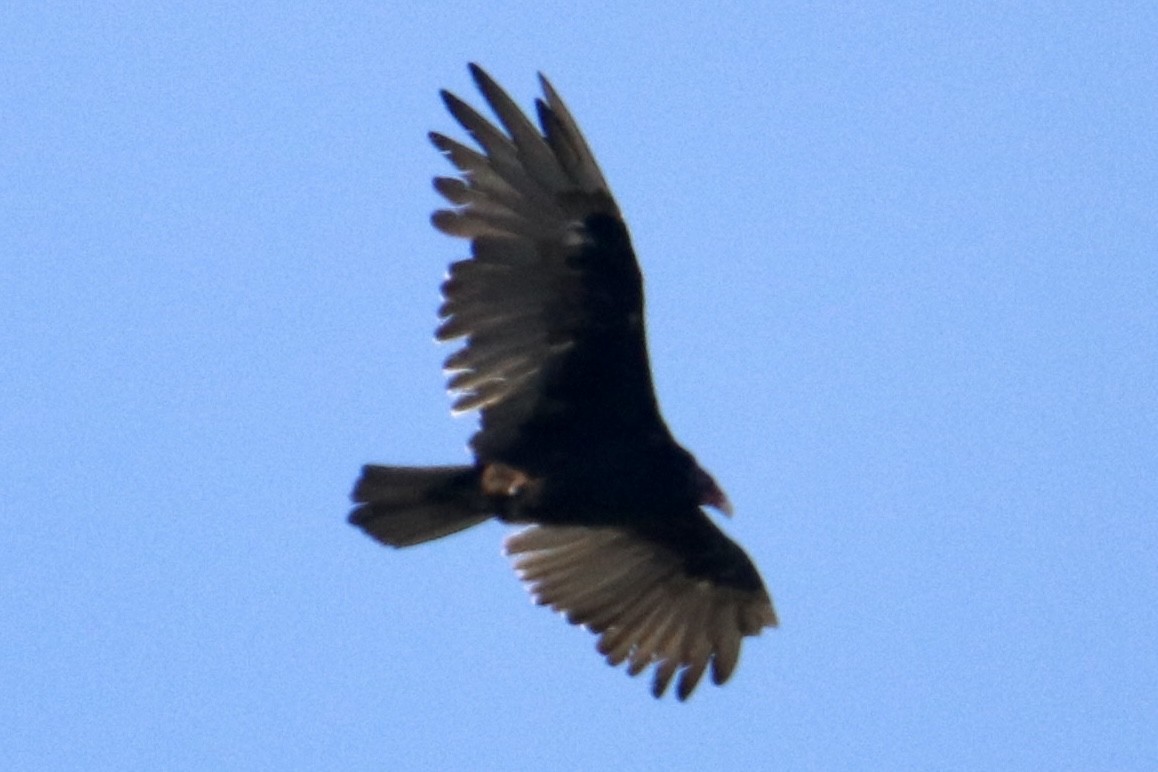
[[694, 465, 732, 516], [704, 488, 731, 518]]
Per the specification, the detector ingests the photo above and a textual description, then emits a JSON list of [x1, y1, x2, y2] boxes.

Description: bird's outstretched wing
[[506, 521, 776, 700], [432, 64, 666, 467]]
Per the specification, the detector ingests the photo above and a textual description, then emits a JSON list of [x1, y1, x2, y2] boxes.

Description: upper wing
[[431, 64, 667, 466]]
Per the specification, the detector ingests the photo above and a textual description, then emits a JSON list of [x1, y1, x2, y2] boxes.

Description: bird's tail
[[349, 465, 490, 547]]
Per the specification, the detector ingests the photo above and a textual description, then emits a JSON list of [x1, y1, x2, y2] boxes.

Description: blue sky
[[4, 3, 1156, 769]]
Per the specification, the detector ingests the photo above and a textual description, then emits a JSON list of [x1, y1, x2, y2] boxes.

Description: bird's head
[[694, 465, 733, 517]]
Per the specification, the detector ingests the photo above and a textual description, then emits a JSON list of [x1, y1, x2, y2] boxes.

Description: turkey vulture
[[350, 64, 777, 700]]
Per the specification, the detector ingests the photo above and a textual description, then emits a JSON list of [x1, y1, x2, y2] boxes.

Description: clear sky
[[4, 3, 1156, 770]]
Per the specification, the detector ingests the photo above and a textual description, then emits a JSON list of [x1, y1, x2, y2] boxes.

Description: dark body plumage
[[351, 64, 776, 700]]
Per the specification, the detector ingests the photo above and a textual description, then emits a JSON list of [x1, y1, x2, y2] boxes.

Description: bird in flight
[[350, 64, 777, 700]]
